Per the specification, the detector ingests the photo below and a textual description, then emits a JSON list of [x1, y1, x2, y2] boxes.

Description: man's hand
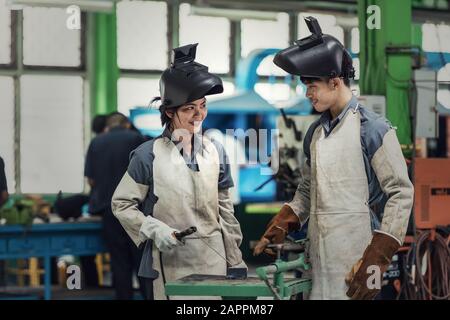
[[0, 191, 8, 208], [253, 205, 300, 257], [346, 232, 400, 300]]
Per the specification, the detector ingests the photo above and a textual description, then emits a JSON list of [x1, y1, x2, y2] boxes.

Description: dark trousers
[[80, 256, 99, 287], [102, 208, 147, 300], [143, 278, 154, 300]]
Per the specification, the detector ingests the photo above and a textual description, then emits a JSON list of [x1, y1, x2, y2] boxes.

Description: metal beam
[[91, 7, 118, 116], [185, 0, 450, 24], [13, 10, 23, 194], [358, 0, 413, 152], [168, 0, 179, 65]]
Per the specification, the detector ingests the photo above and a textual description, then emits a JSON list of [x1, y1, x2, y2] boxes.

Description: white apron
[[151, 137, 227, 300], [307, 106, 372, 300]]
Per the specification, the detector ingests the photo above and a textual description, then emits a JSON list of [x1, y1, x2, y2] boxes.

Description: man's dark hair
[[92, 114, 107, 134], [300, 75, 350, 87], [106, 112, 129, 129], [340, 52, 353, 87]]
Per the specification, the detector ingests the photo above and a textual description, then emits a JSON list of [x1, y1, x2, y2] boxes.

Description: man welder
[[254, 16, 414, 300]]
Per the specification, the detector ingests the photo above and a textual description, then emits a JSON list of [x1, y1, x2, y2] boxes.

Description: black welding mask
[[158, 43, 223, 112], [273, 16, 355, 79]]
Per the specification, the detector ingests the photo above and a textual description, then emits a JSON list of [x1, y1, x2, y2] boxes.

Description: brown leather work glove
[[346, 232, 400, 300], [253, 205, 300, 257]]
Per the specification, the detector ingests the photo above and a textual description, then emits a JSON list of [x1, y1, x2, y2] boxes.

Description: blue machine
[[129, 107, 164, 138]]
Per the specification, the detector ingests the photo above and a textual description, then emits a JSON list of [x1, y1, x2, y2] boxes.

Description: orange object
[[414, 158, 450, 229], [447, 117, 450, 158], [393, 279, 402, 294], [403, 235, 414, 244]]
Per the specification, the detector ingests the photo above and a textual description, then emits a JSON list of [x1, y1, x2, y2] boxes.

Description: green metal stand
[[358, 0, 413, 153], [90, 8, 119, 116], [255, 251, 311, 300], [164, 241, 311, 300]]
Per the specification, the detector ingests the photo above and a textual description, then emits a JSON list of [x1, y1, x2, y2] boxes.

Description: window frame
[[0, 9, 88, 194]]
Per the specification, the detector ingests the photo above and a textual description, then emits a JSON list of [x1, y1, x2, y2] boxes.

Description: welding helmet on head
[[156, 43, 223, 112], [273, 16, 355, 79]]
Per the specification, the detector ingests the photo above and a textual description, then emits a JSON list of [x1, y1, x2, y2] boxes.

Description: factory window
[[438, 63, 450, 82], [23, 7, 81, 67], [118, 78, 235, 116], [438, 89, 450, 109], [0, 0, 12, 65], [255, 82, 291, 104], [208, 80, 236, 100], [240, 12, 289, 76], [351, 27, 359, 54], [117, 0, 168, 70], [422, 23, 450, 52], [117, 77, 160, 116], [179, 3, 230, 74], [256, 55, 289, 77], [437, 63, 450, 110], [353, 57, 360, 81], [20, 75, 84, 193], [241, 12, 289, 65], [0, 76, 15, 192], [298, 12, 344, 44]]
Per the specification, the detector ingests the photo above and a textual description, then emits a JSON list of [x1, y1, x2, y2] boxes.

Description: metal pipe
[[8, 0, 114, 13]]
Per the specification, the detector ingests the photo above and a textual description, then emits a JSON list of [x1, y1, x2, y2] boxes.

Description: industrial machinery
[[272, 113, 319, 199], [413, 158, 450, 229]]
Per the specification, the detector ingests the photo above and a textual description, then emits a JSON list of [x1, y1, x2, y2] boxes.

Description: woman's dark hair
[[161, 109, 172, 127], [149, 97, 180, 127]]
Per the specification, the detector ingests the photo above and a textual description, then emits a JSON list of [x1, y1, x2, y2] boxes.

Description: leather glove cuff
[[346, 232, 400, 299], [266, 205, 300, 237]]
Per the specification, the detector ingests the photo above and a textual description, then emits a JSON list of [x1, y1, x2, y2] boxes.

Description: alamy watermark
[[168, 126, 280, 176], [366, 265, 381, 290], [366, 5, 381, 30], [66, 264, 81, 290], [66, 5, 81, 30]]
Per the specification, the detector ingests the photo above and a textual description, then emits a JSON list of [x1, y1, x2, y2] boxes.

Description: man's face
[[304, 79, 338, 113], [170, 97, 207, 134]]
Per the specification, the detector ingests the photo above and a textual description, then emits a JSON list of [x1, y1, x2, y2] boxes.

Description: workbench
[[165, 274, 311, 299], [0, 221, 106, 300]]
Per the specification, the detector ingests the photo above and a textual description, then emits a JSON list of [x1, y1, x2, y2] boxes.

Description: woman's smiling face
[[167, 97, 207, 134]]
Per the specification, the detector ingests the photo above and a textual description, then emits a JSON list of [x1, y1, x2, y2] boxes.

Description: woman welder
[[112, 43, 245, 300]]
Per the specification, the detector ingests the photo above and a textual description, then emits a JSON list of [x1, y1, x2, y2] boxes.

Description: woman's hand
[[139, 216, 184, 252]]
